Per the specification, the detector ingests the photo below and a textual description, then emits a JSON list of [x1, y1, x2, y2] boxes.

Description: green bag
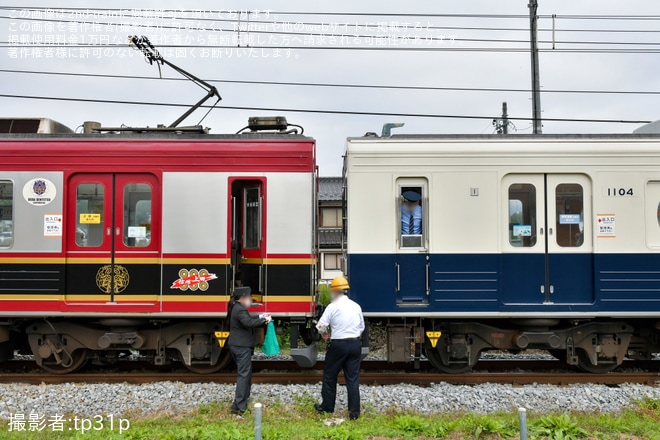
[[262, 321, 280, 356]]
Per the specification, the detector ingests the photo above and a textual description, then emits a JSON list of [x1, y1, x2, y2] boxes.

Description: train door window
[[645, 182, 660, 248], [0, 180, 13, 248], [244, 186, 261, 249], [75, 183, 105, 247], [123, 183, 152, 247], [508, 184, 537, 247], [399, 184, 425, 248], [555, 183, 584, 247]]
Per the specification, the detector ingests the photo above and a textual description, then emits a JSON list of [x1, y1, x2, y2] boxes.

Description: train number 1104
[[605, 187, 634, 196]]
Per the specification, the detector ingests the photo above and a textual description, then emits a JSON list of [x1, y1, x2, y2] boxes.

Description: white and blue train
[[344, 134, 660, 373]]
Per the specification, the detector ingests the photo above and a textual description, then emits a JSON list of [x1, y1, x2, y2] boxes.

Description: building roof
[[319, 177, 342, 201], [319, 228, 342, 248]]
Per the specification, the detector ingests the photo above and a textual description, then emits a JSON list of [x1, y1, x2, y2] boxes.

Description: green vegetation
[[318, 283, 331, 307], [531, 414, 587, 440], [1, 396, 660, 439]]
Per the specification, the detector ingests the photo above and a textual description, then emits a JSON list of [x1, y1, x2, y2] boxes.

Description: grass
[[0, 396, 659, 439]]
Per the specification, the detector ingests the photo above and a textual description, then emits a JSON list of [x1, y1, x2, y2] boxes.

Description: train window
[[244, 186, 261, 249], [0, 180, 13, 248], [555, 183, 584, 247], [123, 183, 152, 247], [76, 183, 105, 247], [400, 186, 424, 248], [508, 184, 537, 247]]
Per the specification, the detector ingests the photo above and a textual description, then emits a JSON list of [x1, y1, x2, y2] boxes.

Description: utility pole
[[493, 102, 509, 134], [528, 0, 542, 134]]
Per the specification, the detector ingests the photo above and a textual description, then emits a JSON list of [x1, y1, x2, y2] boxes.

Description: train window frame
[[122, 183, 152, 248], [508, 183, 537, 248], [75, 182, 105, 248], [397, 179, 427, 250], [554, 183, 584, 248], [0, 180, 14, 249]]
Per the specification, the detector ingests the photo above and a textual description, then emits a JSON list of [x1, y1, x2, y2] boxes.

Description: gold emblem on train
[[96, 264, 130, 294]]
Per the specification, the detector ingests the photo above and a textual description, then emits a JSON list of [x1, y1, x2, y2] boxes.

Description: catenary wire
[[0, 93, 651, 124], [1, 68, 659, 96]]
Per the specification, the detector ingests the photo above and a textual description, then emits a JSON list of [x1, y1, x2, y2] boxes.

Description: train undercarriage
[[2, 317, 660, 374], [0, 318, 319, 374], [384, 318, 660, 373]]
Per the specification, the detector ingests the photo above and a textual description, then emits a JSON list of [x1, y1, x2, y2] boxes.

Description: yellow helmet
[[330, 277, 350, 291]]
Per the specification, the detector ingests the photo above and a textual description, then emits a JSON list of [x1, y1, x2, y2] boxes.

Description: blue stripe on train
[[346, 253, 660, 314]]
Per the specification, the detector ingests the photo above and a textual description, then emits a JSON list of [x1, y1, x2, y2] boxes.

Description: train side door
[[501, 175, 546, 304], [65, 173, 160, 309], [546, 174, 594, 304], [395, 179, 429, 305], [229, 179, 266, 298], [501, 174, 593, 304]]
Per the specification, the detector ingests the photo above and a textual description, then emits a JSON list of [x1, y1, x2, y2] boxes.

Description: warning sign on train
[[597, 214, 616, 238], [79, 213, 101, 224], [22, 178, 56, 206]]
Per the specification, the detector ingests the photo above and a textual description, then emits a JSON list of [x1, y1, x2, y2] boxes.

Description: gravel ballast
[[0, 381, 658, 419]]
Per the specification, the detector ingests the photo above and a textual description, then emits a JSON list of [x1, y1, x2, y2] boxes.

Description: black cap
[[233, 286, 252, 300], [402, 191, 421, 203]]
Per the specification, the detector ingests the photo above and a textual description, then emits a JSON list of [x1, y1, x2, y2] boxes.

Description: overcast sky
[[2, 1, 660, 175]]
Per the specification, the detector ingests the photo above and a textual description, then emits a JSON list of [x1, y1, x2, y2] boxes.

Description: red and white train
[[0, 117, 318, 373]]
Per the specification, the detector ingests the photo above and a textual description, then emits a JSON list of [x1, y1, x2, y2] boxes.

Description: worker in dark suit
[[227, 287, 270, 416], [314, 277, 365, 420]]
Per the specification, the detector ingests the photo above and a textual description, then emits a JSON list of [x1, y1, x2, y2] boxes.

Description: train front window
[[0, 180, 13, 248], [555, 183, 584, 247], [123, 183, 152, 247], [508, 184, 537, 247], [76, 183, 105, 247]]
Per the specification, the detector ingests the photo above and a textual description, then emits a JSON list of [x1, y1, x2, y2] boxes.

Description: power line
[[4, 6, 660, 20], [4, 43, 660, 53], [3, 7, 660, 35], [0, 92, 651, 124], [2, 14, 660, 48], [2, 68, 660, 96]]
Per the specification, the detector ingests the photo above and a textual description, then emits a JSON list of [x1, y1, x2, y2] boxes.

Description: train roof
[[0, 132, 313, 141], [0, 117, 313, 141], [348, 133, 660, 141]]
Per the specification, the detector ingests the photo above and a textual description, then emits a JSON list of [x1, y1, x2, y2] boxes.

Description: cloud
[[2, 0, 660, 175]]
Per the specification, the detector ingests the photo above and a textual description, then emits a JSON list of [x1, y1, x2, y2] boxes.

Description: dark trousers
[[229, 345, 254, 412], [320, 339, 361, 419]]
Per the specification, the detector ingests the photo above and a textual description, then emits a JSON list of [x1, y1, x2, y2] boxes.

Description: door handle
[[106, 227, 111, 236], [395, 263, 400, 292], [549, 228, 553, 236], [425, 263, 430, 296], [115, 227, 120, 236], [549, 285, 554, 294], [540, 285, 545, 294], [540, 227, 544, 235]]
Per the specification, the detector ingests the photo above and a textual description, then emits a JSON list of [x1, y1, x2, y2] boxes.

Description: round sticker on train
[[22, 178, 57, 206]]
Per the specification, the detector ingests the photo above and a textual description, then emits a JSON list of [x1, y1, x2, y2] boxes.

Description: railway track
[[0, 371, 658, 386], [0, 359, 658, 386]]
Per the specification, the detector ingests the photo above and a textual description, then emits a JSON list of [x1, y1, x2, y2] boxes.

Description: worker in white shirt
[[315, 276, 365, 420]]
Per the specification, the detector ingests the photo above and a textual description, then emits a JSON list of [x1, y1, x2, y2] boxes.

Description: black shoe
[[349, 414, 359, 421], [314, 403, 331, 414], [231, 409, 245, 417]]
